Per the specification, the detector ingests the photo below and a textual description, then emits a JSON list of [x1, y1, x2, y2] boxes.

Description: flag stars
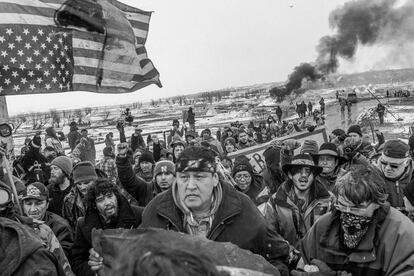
[[45, 83, 51, 90], [0, 51, 7, 58], [11, 71, 18, 78], [50, 64, 56, 70], [59, 83, 64, 90], [62, 32, 68, 38], [18, 64, 26, 70], [65, 70, 69, 76], [37, 29, 44, 36], [23, 29, 30, 35], [0, 36, 5, 43], [58, 37, 63, 44], [5, 29, 13, 35], [62, 76, 66, 82], [60, 51, 65, 57], [53, 44, 58, 50], [26, 57, 33, 63], [2, 65, 9, 71], [32, 36, 38, 42], [28, 71, 35, 77], [13, 85, 20, 91], [56, 57, 61, 63], [36, 77, 43, 84], [4, 79, 11, 85], [24, 43, 31, 50], [0, 87, 3, 94], [44, 70, 50, 77], [10, 57, 17, 64], [8, 43, 15, 50], [15, 36, 22, 43], [57, 70, 62, 76], [60, 64, 65, 70], [46, 36, 52, 43], [17, 50, 24, 57], [66, 58, 70, 63], [42, 57, 49, 63], [51, 77, 57, 83], [34, 50, 40, 56], [35, 64, 42, 70], [48, 50, 54, 56], [40, 43, 46, 50], [20, 78, 27, 84], [29, 84, 35, 90], [64, 45, 68, 51]]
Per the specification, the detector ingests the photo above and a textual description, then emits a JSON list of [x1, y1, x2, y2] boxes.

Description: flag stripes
[[0, 0, 160, 94]]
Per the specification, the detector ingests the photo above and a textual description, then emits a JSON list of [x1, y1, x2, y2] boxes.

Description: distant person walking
[[319, 97, 325, 115], [275, 106, 283, 123], [186, 107, 196, 131], [307, 101, 313, 116], [376, 103, 386, 124]]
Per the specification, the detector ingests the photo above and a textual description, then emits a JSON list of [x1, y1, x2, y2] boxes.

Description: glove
[[291, 259, 351, 276]]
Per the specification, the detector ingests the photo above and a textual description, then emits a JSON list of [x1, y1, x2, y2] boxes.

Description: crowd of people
[[2, 103, 414, 276]]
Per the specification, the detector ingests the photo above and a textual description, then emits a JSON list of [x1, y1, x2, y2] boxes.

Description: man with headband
[[141, 146, 290, 276]]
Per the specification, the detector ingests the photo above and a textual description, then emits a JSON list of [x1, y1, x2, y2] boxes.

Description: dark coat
[[22, 144, 48, 182], [116, 155, 158, 206], [44, 211, 74, 258], [262, 167, 285, 195], [300, 205, 414, 276], [67, 127, 81, 151], [140, 181, 290, 276], [0, 217, 65, 276], [70, 196, 143, 276]]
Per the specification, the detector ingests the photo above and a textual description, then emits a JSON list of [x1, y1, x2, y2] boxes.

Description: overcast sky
[[7, 0, 353, 115]]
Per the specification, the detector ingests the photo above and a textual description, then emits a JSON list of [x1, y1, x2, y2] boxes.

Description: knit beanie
[[232, 156, 254, 177], [51, 156, 73, 177], [383, 140, 409, 159], [347, 124, 362, 137], [331, 128, 347, 142], [73, 161, 98, 184], [31, 135, 42, 148], [139, 151, 155, 164], [153, 160, 176, 177], [300, 140, 319, 155]]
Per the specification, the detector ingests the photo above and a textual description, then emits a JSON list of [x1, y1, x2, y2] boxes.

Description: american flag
[[0, 0, 161, 95]]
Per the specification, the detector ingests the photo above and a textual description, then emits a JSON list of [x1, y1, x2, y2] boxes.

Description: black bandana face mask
[[340, 212, 372, 249]]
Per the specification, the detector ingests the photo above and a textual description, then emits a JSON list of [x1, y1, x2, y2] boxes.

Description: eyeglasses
[[334, 200, 372, 216], [379, 159, 404, 169], [234, 174, 251, 181]]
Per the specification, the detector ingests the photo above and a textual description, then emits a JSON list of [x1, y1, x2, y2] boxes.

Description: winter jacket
[[315, 166, 347, 192], [300, 205, 414, 276], [374, 160, 414, 208], [44, 211, 74, 258], [45, 128, 64, 155], [62, 186, 86, 230], [21, 143, 48, 183], [130, 133, 146, 153], [0, 217, 65, 276], [70, 196, 143, 276], [263, 179, 331, 249], [47, 182, 73, 218], [67, 127, 81, 151], [141, 181, 290, 276], [237, 139, 257, 149], [116, 155, 160, 206]]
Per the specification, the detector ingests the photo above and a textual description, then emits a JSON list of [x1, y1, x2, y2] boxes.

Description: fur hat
[[73, 161, 98, 184], [51, 156, 73, 177]]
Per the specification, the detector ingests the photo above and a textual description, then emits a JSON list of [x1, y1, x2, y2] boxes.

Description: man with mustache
[[141, 146, 290, 276], [70, 178, 143, 276], [263, 154, 331, 268], [22, 182, 73, 258], [292, 165, 414, 276]]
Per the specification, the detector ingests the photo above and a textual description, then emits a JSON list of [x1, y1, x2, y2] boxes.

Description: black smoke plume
[[278, 0, 414, 97], [317, 0, 414, 74]]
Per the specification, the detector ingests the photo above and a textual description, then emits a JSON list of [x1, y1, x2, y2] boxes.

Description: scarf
[[172, 181, 223, 238], [340, 212, 372, 249]]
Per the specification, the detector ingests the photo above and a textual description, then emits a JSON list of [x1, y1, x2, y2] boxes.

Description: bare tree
[[50, 109, 61, 128], [11, 114, 27, 133], [74, 109, 83, 124], [84, 107, 92, 115]]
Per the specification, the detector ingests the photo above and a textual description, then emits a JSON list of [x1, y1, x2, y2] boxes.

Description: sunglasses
[[379, 159, 403, 169], [334, 200, 372, 216]]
